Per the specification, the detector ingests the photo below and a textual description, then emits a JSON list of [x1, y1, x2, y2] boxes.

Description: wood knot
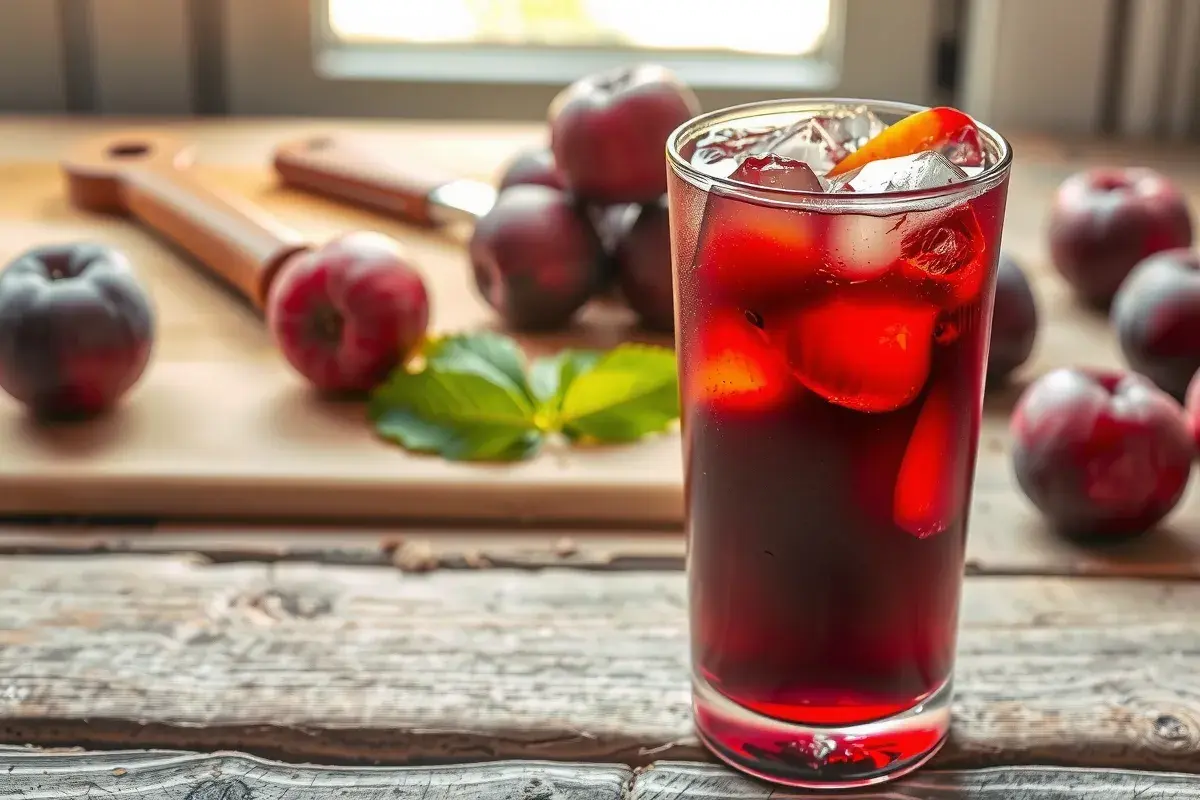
[[520, 776, 558, 800], [1153, 714, 1192, 744], [231, 588, 333, 623], [185, 779, 252, 800]]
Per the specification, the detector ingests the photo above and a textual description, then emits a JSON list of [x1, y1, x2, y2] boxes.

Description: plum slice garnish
[[768, 294, 938, 413], [828, 107, 982, 177]]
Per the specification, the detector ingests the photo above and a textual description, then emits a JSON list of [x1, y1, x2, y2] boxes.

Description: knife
[[272, 134, 498, 226]]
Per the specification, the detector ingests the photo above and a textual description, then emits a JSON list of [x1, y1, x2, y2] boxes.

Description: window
[[6, 0, 1186, 135], [326, 0, 831, 56], [316, 0, 840, 89], [223, 0, 942, 117]]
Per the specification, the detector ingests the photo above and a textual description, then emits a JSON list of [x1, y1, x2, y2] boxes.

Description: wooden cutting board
[[3, 119, 1200, 530], [0, 119, 681, 524]]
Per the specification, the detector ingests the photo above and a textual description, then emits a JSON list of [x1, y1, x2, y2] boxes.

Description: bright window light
[[327, 0, 832, 57]]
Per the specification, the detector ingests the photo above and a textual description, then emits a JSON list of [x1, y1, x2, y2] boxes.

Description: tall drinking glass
[[666, 99, 1012, 788]]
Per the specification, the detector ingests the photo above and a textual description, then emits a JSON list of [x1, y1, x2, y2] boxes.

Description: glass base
[[693, 673, 952, 789]]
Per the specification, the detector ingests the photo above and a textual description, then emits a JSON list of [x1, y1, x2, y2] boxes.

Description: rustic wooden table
[[2, 119, 1200, 798]]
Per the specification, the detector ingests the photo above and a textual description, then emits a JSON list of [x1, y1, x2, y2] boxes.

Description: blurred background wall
[[0, 0, 1195, 137]]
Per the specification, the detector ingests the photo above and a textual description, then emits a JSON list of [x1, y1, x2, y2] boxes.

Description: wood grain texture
[[4, 751, 1199, 800], [633, 761, 1200, 799], [0, 555, 1198, 771], [0, 749, 630, 799], [1, 519, 1199, 582], [2, 121, 1200, 555], [62, 128, 313, 307], [0, 524, 687, 570], [0, 119, 677, 525]]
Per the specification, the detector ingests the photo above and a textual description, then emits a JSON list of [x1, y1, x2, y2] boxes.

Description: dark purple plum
[[549, 64, 700, 204], [986, 252, 1038, 385], [1111, 249, 1200, 400], [0, 243, 154, 417], [468, 184, 605, 331], [614, 198, 673, 332], [497, 148, 564, 193], [1048, 167, 1193, 307], [584, 203, 639, 298], [1010, 367, 1192, 538]]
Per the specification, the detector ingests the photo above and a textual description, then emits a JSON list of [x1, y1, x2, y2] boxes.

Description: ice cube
[[897, 205, 987, 306], [690, 311, 791, 411], [825, 214, 903, 282], [691, 154, 739, 180], [768, 294, 937, 413], [894, 384, 966, 537], [690, 126, 779, 178], [694, 190, 821, 303], [767, 106, 889, 175], [825, 195, 983, 289], [941, 124, 985, 168], [830, 151, 968, 193], [902, 206, 981, 275], [835, 105, 889, 150], [691, 106, 891, 179], [730, 154, 823, 192], [766, 118, 847, 175]]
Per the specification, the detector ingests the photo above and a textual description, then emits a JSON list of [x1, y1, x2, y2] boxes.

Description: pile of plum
[[469, 64, 698, 333], [1006, 166, 1198, 539]]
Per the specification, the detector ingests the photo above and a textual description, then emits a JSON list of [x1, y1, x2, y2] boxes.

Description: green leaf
[[529, 349, 603, 414], [370, 333, 680, 462], [374, 408, 542, 462], [369, 334, 541, 462], [557, 344, 680, 443], [425, 332, 534, 404]]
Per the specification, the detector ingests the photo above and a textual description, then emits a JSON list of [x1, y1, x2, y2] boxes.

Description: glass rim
[[665, 97, 1013, 210]]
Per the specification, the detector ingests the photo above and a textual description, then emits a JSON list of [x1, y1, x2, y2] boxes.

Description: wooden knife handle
[[123, 168, 309, 307], [61, 130, 310, 309], [273, 135, 452, 225]]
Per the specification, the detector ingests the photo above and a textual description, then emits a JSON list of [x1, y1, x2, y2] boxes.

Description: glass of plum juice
[[666, 100, 1012, 788]]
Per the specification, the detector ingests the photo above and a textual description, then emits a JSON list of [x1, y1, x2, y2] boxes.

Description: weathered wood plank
[[4, 752, 1200, 800], [0, 749, 630, 799], [633, 761, 1200, 799], [0, 556, 1197, 771], [4, 509, 1200, 581], [0, 524, 686, 571]]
